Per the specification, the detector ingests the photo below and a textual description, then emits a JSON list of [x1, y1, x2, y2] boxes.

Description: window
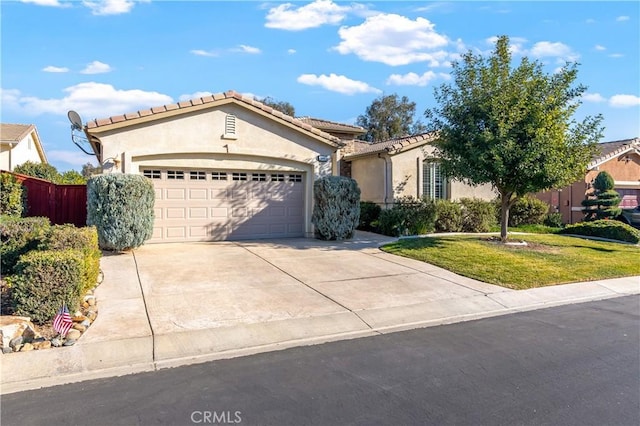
[[211, 172, 227, 181], [143, 170, 161, 179], [252, 173, 267, 182], [232, 172, 247, 181], [288, 174, 302, 183], [190, 171, 206, 180], [167, 170, 185, 180], [423, 161, 446, 200], [223, 114, 237, 139], [271, 174, 285, 182]]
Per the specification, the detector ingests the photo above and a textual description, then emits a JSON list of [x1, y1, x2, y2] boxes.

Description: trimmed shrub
[[0, 216, 50, 276], [39, 225, 101, 294], [508, 196, 549, 227], [460, 198, 496, 232], [434, 200, 463, 232], [582, 171, 622, 220], [378, 196, 437, 237], [544, 212, 564, 228], [10, 249, 84, 324], [312, 176, 361, 240], [87, 174, 155, 250], [358, 201, 382, 232], [559, 220, 640, 244], [0, 172, 26, 217]]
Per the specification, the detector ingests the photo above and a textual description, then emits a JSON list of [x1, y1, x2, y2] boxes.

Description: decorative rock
[[87, 312, 97, 321], [2, 346, 13, 354], [63, 339, 76, 346], [72, 315, 87, 323], [72, 323, 86, 332], [81, 319, 91, 327], [66, 329, 81, 340], [51, 338, 63, 347], [33, 340, 51, 350], [82, 302, 90, 309], [9, 336, 23, 350], [20, 343, 34, 352], [0, 316, 38, 349], [87, 298, 96, 306]]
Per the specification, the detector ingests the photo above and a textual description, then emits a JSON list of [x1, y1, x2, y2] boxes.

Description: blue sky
[[2, 0, 639, 172]]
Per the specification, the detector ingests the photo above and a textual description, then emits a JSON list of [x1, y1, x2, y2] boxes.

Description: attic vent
[[223, 114, 237, 139]]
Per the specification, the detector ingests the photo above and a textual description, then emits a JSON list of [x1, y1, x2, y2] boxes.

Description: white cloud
[[334, 14, 450, 66], [82, 0, 148, 16], [609, 53, 624, 58], [80, 60, 113, 74], [287, 49, 297, 55], [233, 44, 261, 54], [2, 82, 173, 119], [585, 18, 596, 24], [582, 93, 606, 103], [530, 41, 578, 62], [42, 65, 70, 73], [616, 15, 630, 22], [386, 71, 450, 87], [48, 150, 95, 168], [297, 73, 381, 95], [610, 94, 640, 108], [20, 0, 69, 7], [594, 44, 606, 51], [265, 0, 356, 31], [190, 49, 219, 57], [178, 91, 213, 102]]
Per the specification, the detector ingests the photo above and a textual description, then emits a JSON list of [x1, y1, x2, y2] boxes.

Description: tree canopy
[[256, 96, 295, 117], [357, 93, 426, 142], [14, 161, 87, 184], [425, 35, 603, 241]]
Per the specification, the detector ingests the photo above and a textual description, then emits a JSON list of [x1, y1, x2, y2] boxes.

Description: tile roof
[[85, 90, 343, 147], [296, 117, 366, 134], [589, 138, 640, 168], [343, 132, 437, 159], [0, 123, 34, 142]]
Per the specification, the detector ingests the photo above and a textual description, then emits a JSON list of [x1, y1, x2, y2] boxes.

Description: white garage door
[[143, 168, 305, 242]]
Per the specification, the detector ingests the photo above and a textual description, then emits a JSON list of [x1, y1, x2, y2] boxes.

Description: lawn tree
[[581, 171, 621, 220], [425, 35, 603, 242], [357, 93, 426, 142], [256, 96, 295, 117]]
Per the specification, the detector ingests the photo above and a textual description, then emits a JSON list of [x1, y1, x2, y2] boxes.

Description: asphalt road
[[2, 296, 639, 426]]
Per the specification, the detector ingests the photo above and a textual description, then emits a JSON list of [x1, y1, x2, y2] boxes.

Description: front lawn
[[381, 234, 640, 289]]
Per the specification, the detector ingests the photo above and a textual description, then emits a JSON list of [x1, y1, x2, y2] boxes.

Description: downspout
[[378, 153, 389, 207]]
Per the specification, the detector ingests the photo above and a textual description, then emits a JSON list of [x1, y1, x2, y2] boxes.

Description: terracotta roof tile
[[178, 101, 192, 108], [125, 112, 140, 120], [96, 118, 112, 126], [344, 132, 436, 159], [139, 109, 153, 117], [201, 95, 214, 103], [191, 98, 203, 106], [213, 93, 225, 101], [110, 115, 126, 123], [151, 106, 166, 113], [297, 117, 366, 134], [165, 103, 179, 111]]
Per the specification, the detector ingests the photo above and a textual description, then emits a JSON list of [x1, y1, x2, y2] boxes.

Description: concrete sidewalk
[[2, 232, 638, 394]]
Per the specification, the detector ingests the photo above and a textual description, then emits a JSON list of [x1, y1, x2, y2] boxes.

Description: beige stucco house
[[535, 138, 640, 224], [342, 133, 496, 207], [83, 90, 343, 243], [0, 123, 48, 171]]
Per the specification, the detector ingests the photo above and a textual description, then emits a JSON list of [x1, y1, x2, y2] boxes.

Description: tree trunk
[[500, 192, 512, 242]]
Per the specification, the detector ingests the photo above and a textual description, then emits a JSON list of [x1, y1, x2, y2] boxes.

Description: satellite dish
[[67, 110, 94, 155], [68, 110, 83, 130]]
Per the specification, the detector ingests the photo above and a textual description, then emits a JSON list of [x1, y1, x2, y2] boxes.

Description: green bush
[[508, 196, 549, 226], [312, 176, 361, 240], [378, 196, 437, 237], [434, 200, 463, 232], [358, 201, 382, 232], [87, 174, 155, 250], [460, 198, 496, 232], [9, 250, 84, 324], [0, 216, 50, 276], [39, 225, 101, 294], [582, 171, 622, 220], [0, 172, 26, 217], [544, 212, 564, 228], [559, 220, 640, 243]]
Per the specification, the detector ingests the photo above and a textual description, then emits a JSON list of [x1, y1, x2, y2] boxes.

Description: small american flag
[[53, 303, 73, 337]]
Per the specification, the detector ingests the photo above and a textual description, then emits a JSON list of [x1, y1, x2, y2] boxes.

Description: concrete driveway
[[3, 232, 637, 394]]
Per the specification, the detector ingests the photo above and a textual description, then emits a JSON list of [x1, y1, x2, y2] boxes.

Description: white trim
[[571, 207, 584, 212], [614, 181, 640, 187]]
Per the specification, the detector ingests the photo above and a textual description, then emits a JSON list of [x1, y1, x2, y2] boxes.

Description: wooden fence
[[8, 172, 87, 227]]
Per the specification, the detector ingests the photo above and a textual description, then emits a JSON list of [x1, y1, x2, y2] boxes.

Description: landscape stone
[[87, 312, 97, 321], [9, 336, 23, 350], [63, 339, 76, 346], [20, 343, 34, 352], [0, 316, 36, 349], [73, 324, 87, 332], [88, 298, 96, 306], [66, 329, 81, 340], [2, 347, 13, 354], [34, 340, 51, 350], [51, 338, 63, 347], [81, 319, 91, 327]]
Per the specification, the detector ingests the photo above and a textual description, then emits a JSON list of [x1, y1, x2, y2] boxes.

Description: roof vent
[[223, 114, 238, 139]]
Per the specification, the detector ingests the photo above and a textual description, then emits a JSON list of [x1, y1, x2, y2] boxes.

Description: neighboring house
[[535, 138, 640, 224], [83, 90, 343, 243], [0, 123, 48, 171], [342, 133, 496, 207]]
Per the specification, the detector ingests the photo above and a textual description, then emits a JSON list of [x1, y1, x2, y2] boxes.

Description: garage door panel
[[147, 168, 305, 242]]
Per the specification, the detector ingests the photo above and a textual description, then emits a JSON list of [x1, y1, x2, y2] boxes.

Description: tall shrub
[[434, 200, 463, 232], [0, 172, 26, 217], [0, 216, 50, 276], [460, 198, 496, 232], [507, 196, 549, 226], [378, 197, 437, 237], [358, 201, 382, 232], [312, 176, 360, 240], [87, 174, 155, 250], [582, 171, 622, 220]]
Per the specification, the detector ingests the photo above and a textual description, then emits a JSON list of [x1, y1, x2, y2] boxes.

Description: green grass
[[381, 234, 640, 289], [488, 224, 562, 234]]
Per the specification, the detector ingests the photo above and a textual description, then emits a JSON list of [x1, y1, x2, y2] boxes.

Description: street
[[2, 295, 638, 426]]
